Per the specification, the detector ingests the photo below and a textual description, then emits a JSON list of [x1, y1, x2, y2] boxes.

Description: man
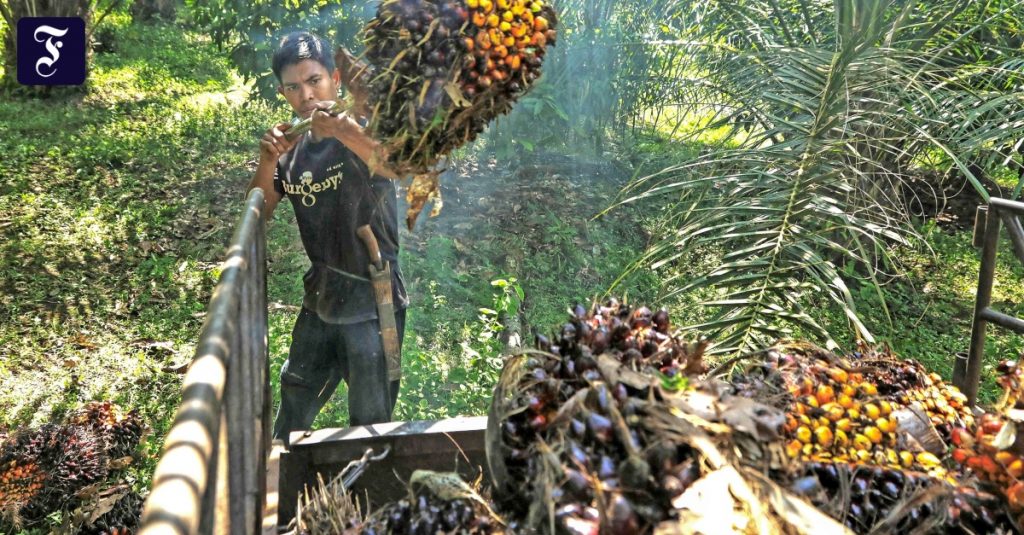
[[248, 31, 408, 444]]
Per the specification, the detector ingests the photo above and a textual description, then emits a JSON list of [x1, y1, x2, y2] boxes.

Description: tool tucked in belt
[[356, 225, 401, 382]]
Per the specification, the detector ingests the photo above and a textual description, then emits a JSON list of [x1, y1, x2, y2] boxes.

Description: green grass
[[0, 15, 665, 531], [0, 16, 280, 529]]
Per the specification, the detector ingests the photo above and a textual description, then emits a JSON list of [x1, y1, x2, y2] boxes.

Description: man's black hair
[[272, 32, 335, 82]]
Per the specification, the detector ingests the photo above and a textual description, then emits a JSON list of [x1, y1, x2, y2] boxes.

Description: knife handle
[[357, 225, 383, 270]]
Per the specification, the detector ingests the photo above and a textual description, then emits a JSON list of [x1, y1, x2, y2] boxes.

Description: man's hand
[[259, 122, 298, 164], [310, 103, 361, 142]]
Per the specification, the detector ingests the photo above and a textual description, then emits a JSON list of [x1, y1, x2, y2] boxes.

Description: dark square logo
[[17, 17, 86, 86]]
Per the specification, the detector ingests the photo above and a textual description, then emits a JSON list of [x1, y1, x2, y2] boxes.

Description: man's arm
[[249, 122, 296, 219]]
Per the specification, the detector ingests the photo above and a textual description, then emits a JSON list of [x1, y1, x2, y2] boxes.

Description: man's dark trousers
[[272, 307, 405, 444]]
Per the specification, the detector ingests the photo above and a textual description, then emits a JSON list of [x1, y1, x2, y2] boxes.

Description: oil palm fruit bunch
[[362, 0, 558, 177], [761, 344, 969, 481], [796, 461, 1017, 533], [0, 424, 109, 527], [70, 401, 146, 461], [0, 457, 45, 525], [487, 301, 743, 533], [79, 489, 144, 535], [854, 351, 975, 442], [296, 470, 506, 535], [996, 360, 1024, 410], [772, 351, 947, 478]]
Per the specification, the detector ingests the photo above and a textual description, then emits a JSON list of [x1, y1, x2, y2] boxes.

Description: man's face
[[278, 59, 340, 119]]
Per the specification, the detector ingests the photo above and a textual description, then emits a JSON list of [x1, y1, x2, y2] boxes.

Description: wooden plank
[[277, 417, 489, 528], [262, 441, 285, 535]]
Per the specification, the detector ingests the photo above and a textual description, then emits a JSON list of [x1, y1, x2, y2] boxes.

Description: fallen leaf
[[70, 334, 98, 350]]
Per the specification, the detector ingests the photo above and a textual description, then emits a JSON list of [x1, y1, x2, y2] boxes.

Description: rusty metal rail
[[140, 188, 271, 535], [954, 197, 1024, 407]]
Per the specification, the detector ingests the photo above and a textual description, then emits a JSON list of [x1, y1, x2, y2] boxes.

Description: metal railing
[[954, 197, 1024, 407], [140, 188, 271, 535]]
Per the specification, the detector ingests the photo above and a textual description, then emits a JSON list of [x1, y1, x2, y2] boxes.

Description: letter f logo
[[18, 17, 86, 86]]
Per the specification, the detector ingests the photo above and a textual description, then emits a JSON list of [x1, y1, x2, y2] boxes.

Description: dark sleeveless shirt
[[274, 133, 408, 324]]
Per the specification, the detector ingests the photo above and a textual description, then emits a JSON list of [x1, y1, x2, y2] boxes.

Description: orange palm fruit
[[480, 0, 493, 12], [477, 31, 492, 50], [853, 434, 872, 450], [1009, 459, 1024, 478], [487, 13, 500, 27], [503, 35, 516, 47], [503, 10, 515, 22], [915, 451, 942, 468], [786, 440, 802, 458], [864, 403, 881, 420], [815, 427, 833, 447], [500, 21, 512, 32], [463, 37, 475, 51], [534, 16, 549, 32], [473, 11, 487, 27], [822, 403, 844, 422], [505, 54, 521, 70], [531, 31, 547, 47], [805, 395, 820, 409], [863, 426, 883, 444], [835, 418, 853, 432], [816, 385, 835, 405], [900, 451, 915, 468], [996, 451, 1016, 466], [828, 368, 849, 384], [467, 0, 480, 7], [796, 426, 812, 443], [834, 429, 849, 447]]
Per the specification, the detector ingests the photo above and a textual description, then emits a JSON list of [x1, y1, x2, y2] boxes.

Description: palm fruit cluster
[[488, 300, 714, 534], [763, 346, 968, 481], [796, 461, 1017, 533], [297, 471, 506, 535], [858, 351, 975, 442], [943, 361, 1024, 526], [79, 490, 144, 535], [70, 401, 146, 460], [358, 494, 503, 534], [0, 458, 45, 518], [362, 0, 558, 177], [0, 423, 109, 527]]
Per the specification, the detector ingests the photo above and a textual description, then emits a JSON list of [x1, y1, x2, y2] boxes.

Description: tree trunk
[[0, 0, 93, 92], [130, 0, 176, 22]]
